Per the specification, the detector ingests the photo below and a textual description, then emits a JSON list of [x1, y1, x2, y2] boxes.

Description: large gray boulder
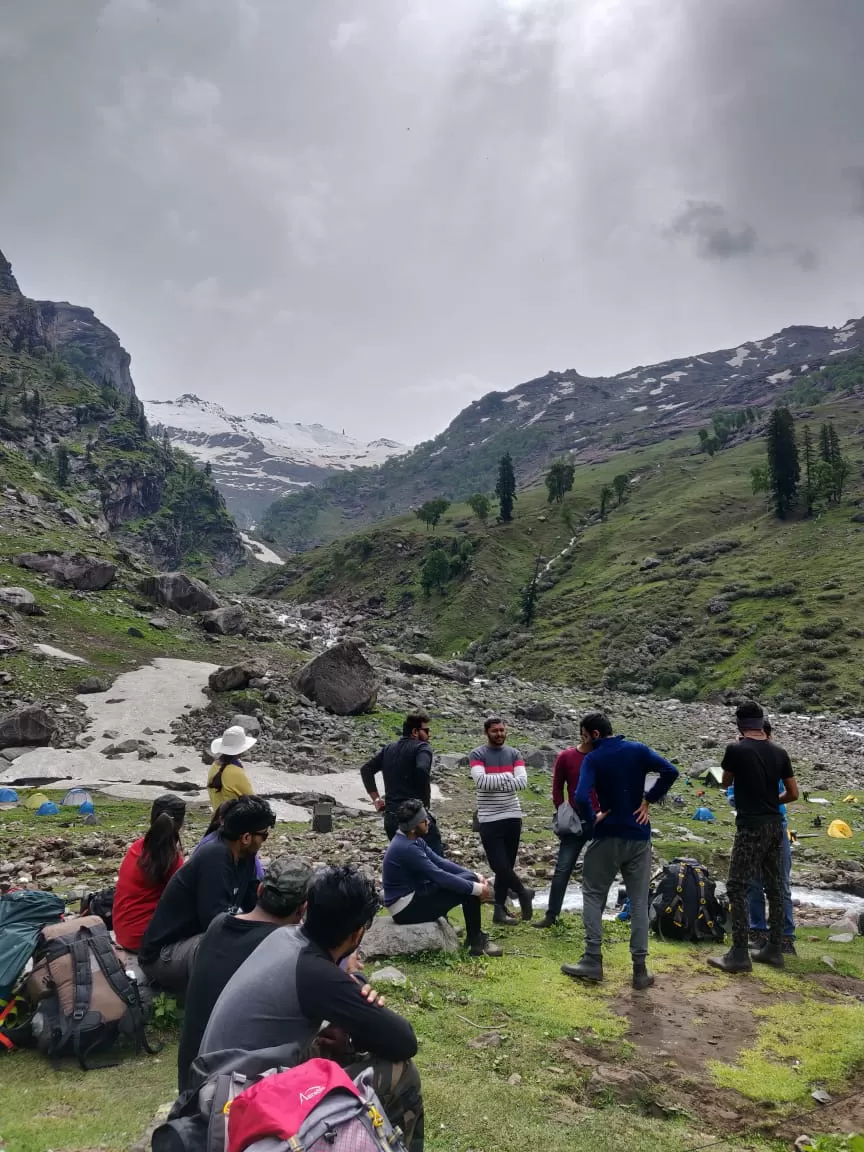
[[361, 916, 460, 959], [209, 662, 265, 693], [0, 706, 56, 750], [14, 552, 116, 591], [140, 572, 220, 614], [398, 653, 476, 684], [200, 604, 246, 636], [0, 587, 38, 615], [295, 641, 379, 715]]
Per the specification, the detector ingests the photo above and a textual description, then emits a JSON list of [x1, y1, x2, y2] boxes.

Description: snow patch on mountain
[[144, 394, 409, 526]]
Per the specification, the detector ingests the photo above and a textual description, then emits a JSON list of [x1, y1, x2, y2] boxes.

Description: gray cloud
[[667, 201, 759, 260], [1, 0, 864, 443]]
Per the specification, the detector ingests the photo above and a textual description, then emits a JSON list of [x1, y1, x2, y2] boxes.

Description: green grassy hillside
[[258, 396, 864, 711]]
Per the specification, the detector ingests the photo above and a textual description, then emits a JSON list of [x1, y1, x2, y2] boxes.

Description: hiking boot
[[749, 929, 768, 948], [708, 947, 753, 974], [532, 914, 557, 929], [751, 941, 785, 968], [468, 932, 503, 957], [492, 904, 519, 925], [632, 962, 655, 991], [561, 955, 604, 982], [781, 937, 797, 956], [519, 888, 535, 922]]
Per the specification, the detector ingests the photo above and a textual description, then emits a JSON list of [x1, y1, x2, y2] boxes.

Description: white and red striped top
[[469, 744, 528, 824]]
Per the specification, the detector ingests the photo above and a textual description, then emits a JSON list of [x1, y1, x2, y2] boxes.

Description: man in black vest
[[360, 711, 444, 855]]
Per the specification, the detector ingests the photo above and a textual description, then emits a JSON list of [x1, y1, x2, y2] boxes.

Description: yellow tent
[[828, 819, 853, 839], [23, 791, 51, 810]]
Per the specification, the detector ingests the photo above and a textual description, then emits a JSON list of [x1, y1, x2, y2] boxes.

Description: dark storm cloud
[[1, 0, 863, 441]]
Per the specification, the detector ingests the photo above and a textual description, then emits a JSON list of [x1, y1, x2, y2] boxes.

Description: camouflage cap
[[260, 855, 312, 906]]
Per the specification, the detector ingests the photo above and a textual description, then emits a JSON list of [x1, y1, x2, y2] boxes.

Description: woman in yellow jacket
[[207, 724, 257, 810]]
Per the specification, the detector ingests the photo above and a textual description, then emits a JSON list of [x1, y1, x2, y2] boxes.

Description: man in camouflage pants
[[709, 701, 798, 973]]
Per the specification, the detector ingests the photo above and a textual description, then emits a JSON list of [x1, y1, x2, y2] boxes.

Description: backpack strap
[[82, 925, 162, 1057], [52, 934, 95, 1069]]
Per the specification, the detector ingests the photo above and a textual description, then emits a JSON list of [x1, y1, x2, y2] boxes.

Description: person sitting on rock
[[113, 794, 186, 954], [207, 725, 257, 810], [139, 795, 275, 994], [360, 711, 445, 855], [469, 717, 534, 925], [382, 798, 502, 957], [177, 855, 311, 1091], [195, 798, 264, 881], [200, 865, 424, 1152]]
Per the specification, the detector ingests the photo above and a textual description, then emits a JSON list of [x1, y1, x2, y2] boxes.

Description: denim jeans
[[546, 832, 590, 919], [747, 826, 795, 938]]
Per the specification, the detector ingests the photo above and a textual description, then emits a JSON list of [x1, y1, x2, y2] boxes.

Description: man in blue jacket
[[382, 798, 502, 957], [561, 712, 679, 990]]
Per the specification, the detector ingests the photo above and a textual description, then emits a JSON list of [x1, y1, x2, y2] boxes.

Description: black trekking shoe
[[749, 929, 768, 949], [468, 932, 503, 957], [781, 937, 797, 956], [751, 941, 785, 968], [561, 955, 604, 982], [532, 914, 557, 929], [492, 904, 519, 925], [519, 888, 535, 922], [708, 947, 753, 974], [632, 962, 655, 991]]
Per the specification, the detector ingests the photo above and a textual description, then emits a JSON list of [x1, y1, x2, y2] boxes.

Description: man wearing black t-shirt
[[709, 702, 798, 973]]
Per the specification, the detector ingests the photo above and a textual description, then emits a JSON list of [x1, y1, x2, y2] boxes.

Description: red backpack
[[227, 1058, 407, 1152]]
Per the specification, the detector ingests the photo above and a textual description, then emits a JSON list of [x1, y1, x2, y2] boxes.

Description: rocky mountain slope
[[0, 246, 244, 575], [258, 384, 864, 714], [261, 316, 864, 550], [145, 394, 407, 527]]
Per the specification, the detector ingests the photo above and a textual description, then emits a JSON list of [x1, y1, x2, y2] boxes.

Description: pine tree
[[521, 555, 542, 624], [599, 485, 613, 520], [802, 426, 816, 516], [765, 406, 800, 519], [495, 453, 516, 522], [612, 473, 630, 506]]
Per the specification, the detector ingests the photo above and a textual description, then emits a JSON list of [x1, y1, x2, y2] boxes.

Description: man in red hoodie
[[534, 726, 597, 929]]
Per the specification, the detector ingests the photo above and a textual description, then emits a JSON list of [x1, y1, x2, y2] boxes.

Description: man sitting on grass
[[382, 798, 502, 957], [176, 855, 311, 1091], [138, 795, 275, 994], [200, 865, 424, 1151]]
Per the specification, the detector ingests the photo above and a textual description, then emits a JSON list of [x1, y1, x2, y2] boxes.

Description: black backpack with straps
[[26, 916, 160, 1069], [649, 858, 727, 943]]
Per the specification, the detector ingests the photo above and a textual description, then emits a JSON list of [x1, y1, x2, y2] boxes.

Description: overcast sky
[[2, 0, 864, 443]]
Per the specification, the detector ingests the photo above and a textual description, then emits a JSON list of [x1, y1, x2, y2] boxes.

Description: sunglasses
[[252, 828, 270, 841], [418, 726, 430, 734]]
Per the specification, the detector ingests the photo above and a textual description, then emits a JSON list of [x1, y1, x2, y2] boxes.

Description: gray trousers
[[140, 933, 202, 996], [582, 837, 652, 961]]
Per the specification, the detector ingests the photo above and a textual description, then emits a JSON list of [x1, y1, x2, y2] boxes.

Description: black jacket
[[360, 737, 433, 810]]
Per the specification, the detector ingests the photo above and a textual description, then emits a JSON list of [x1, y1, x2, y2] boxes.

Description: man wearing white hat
[[208, 725, 257, 811]]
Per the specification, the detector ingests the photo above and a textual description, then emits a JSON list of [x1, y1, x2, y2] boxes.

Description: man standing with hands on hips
[[562, 712, 678, 990]]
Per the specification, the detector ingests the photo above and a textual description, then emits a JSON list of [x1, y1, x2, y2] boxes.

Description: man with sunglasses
[[361, 711, 444, 855], [139, 795, 275, 994]]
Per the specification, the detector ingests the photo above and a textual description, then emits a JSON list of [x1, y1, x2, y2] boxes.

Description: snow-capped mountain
[[144, 394, 408, 527]]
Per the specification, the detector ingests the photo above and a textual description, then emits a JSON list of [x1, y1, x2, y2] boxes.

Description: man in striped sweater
[[470, 717, 534, 924]]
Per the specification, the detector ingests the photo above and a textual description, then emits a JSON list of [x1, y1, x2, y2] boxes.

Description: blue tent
[[0, 788, 18, 808], [78, 801, 95, 815], [36, 801, 60, 816]]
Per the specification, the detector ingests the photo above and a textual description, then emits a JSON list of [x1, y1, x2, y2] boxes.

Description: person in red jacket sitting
[[534, 726, 598, 929], [113, 794, 186, 953]]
